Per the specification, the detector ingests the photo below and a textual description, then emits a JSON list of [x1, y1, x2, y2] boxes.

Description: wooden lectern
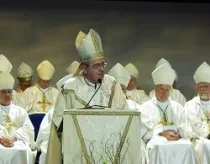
[[63, 109, 141, 164]]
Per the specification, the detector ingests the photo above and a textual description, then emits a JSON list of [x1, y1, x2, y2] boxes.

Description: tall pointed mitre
[[17, 62, 33, 81], [0, 54, 12, 73], [155, 58, 171, 68], [75, 29, 104, 63], [37, 60, 55, 80], [108, 63, 131, 87], [155, 58, 178, 81], [152, 63, 176, 86], [0, 72, 15, 90], [125, 63, 139, 79], [193, 61, 210, 84], [66, 60, 80, 75]]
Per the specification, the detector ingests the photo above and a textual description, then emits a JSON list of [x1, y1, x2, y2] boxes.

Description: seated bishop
[[15, 62, 33, 102], [0, 72, 35, 164], [0, 54, 22, 107], [125, 63, 149, 104], [141, 64, 198, 164], [149, 58, 187, 106], [22, 60, 59, 113], [184, 61, 210, 164]]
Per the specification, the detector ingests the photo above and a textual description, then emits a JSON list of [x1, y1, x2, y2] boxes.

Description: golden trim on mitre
[[75, 29, 104, 63]]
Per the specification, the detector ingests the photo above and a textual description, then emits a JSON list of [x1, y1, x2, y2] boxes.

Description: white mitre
[[155, 58, 178, 81], [75, 29, 104, 63], [125, 63, 139, 79], [66, 60, 80, 75], [193, 61, 210, 84], [0, 54, 12, 73], [0, 72, 15, 90], [108, 63, 131, 87], [155, 58, 172, 68], [37, 60, 55, 80], [152, 63, 176, 86], [17, 62, 33, 81]]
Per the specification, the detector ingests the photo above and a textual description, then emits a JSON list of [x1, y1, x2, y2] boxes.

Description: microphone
[[84, 79, 102, 108]]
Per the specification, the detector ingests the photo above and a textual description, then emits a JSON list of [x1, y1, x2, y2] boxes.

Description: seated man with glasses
[[184, 61, 210, 164], [46, 29, 128, 164]]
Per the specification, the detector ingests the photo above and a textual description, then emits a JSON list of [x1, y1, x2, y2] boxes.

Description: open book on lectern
[[62, 109, 141, 164]]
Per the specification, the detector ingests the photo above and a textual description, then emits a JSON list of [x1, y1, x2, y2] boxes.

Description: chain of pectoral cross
[[156, 104, 169, 125], [36, 85, 52, 112]]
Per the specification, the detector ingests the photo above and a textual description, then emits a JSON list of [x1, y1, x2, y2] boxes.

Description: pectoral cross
[[3, 115, 17, 129], [37, 93, 52, 112]]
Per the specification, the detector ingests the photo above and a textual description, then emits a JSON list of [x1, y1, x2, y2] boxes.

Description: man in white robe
[[36, 61, 81, 164], [184, 61, 210, 164], [149, 58, 187, 106], [125, 63, 149, 104], [141, 64, 198, 164], [0, 72, 35, 164], [15, 62, 33, 103], [22, 60, 59, 113], [0, 54, 22, 107], [46, 29, 128, 164], [108, 62, 147, 164]]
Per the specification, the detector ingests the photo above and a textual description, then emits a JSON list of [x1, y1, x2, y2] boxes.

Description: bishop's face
[[196, 82, 210, 101], [0, 89, 13, 106], [37, 77, 51, 89], [19, 80, 32, 91], [126, 76, 136, 91], [82, 58, 106, 84], [155, 84, 172, 102]]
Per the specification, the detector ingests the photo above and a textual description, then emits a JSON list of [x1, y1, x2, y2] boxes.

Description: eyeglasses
[[92, 62, 107, 70]]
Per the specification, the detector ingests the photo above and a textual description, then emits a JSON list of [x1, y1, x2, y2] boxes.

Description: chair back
[[29, 113, 46, 140]]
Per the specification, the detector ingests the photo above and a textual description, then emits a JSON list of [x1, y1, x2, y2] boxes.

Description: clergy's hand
[[0, 137, 14, 147], [159, 130, 181, 141]]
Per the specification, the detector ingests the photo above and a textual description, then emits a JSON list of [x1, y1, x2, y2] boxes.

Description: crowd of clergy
[[0, 28, 210, 164]]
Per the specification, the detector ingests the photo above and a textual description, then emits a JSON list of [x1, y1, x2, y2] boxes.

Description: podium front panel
[[63, 109, 141, 164]]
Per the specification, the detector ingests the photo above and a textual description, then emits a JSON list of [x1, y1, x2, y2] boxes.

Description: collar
[[84, 77, 99, 89], [36, 84, 50, 93], [153, 97, 170, 108], [0, 104, 11, 113]]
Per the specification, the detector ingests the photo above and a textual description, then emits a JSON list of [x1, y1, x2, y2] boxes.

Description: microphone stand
[[84, 79, 102, 109]]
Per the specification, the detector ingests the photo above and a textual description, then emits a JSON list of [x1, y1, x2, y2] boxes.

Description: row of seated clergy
[[140, 63, 199, 164], [37, 62, 147, 164], [0, 72, 36, 164], [124, 59, 187, 107], [0, 53, 187, 113], [41, 60, 206, 164], [34, 29, 210, 164], [14, 59, 80, 114]]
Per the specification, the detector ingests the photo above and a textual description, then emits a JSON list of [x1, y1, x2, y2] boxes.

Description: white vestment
[[126, 88, 149, 104], [53, 74, 128, 129], [12, 90, 24, 108], [0, 104, 35, 164], [46, 74, 129, 164], [149, 88, 187, 106], [184, 96, 210, 164], [36, 109, 54, 164], [22, 85, 59, 113], [141, 97, 198, 164], [127, 99, 146, 164]]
